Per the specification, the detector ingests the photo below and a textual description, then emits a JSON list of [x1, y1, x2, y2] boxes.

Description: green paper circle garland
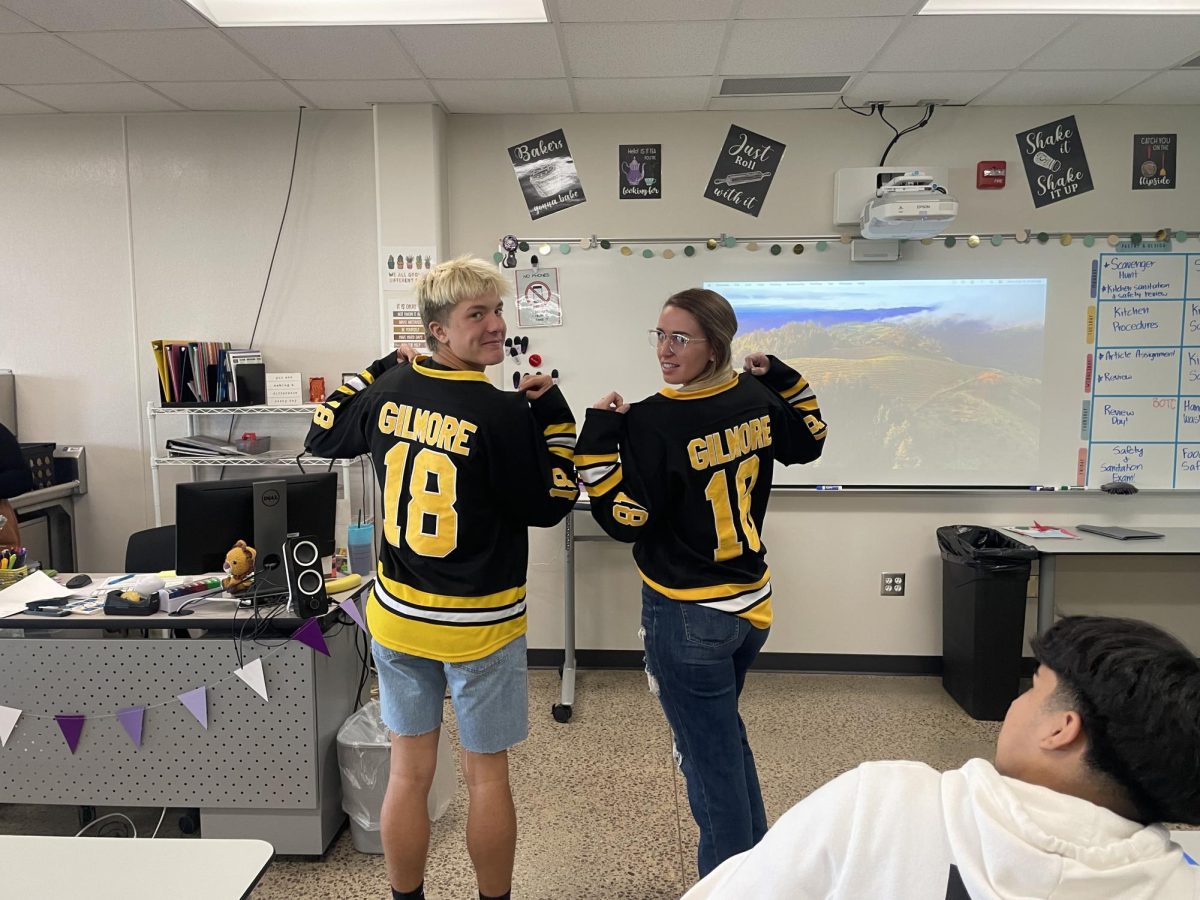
[[1131, 233, 1142, 245], [684, 245, 695, 257], [1175, 230, 1188, 243], [560, 243, 571, 255], [518, 241, 529, 252], [816, 241, 828, 251], [492, 251, 503, 263], [990, 234, 1004, 247], [944, 236, 956, 248], [1083, 235, 1096, 247], [1036, 232, 1049, 244], [770, 244, 781, 255], [723, 235, 736, 248], [642, 249, 654, 258], [600, 239, 611, 250]]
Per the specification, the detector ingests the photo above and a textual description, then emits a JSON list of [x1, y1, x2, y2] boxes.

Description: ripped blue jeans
[[640, 583, 770, 878]]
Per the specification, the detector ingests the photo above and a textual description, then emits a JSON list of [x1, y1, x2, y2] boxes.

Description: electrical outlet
[[880, 572, 906, 596]]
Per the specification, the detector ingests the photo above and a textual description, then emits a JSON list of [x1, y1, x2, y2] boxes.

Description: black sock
[[392, 884, 424, 900], [480, 892, 510, 900]]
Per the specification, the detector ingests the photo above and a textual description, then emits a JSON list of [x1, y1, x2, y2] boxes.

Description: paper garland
[[0, 594, 368, 753]]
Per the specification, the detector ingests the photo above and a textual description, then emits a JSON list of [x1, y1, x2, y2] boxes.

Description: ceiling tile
[[1024, 16, 1200, 70], [430, 78, 573, 114], [1, 0, 207, 31], [227, 26, 419, 80], [550, 0, 737, 22], [974, 70, 1156, 105], [1108, 70, 1200, 104], [0, 84, 56, 112], [846, 71, 1005, 105], [722, 18, 903, 75], [393, 24, 563, 79], [62, 28, 272, 82], [563, 22, 726, 77], [739, 0, 920, 16], [872, 15, 1075, 71], [149, 80, 305, 110], [0, 6, 41, 32], [17, 81, 184, 111], [575, 77, 710, 112], [0, 34, 127, 83], [286, 79, 435, 108], [707, 94, 839, 110]]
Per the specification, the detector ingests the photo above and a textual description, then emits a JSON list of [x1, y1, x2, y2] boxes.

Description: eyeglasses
[[648, 329, 708, 350]]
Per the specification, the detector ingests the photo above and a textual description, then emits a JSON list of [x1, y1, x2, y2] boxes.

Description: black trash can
[[937, 525, 1038, 721]]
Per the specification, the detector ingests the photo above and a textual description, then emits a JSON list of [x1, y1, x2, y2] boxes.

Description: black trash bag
[[936, 524, 1038, 574]]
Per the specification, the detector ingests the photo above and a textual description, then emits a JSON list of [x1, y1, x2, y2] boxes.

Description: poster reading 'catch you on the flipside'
[[508, 129, 586, 220]]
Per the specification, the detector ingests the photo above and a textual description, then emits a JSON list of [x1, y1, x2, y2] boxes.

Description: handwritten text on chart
[[1098, 255, 1188, 300]]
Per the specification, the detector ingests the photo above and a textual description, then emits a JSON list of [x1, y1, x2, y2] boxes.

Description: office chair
[[124, 525, 176, 572]]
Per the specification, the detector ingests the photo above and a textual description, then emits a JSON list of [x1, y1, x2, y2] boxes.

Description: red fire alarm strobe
[[977, 161, 1006, 189]]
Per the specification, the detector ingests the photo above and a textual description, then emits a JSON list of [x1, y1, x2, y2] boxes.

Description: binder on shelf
[[151, 339, 250, 407]]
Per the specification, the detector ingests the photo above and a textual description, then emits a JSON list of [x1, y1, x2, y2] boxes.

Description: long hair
[[663, 288, 737, 381]]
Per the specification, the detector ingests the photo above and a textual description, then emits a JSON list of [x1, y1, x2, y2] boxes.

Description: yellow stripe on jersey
[[544, 423, 576, 436], [793, 397, 820, 411], [639, 568, 774, 629], [575, 452, 619, 467], [778, 378, 809, 400], [336, 384, 355, 396], [658, 377, 738, 401], [586, 465, 623, 497], [377, 568, 526, 610], [359, 369, 375, 384], [367, 589, 528, 662], [549, 445, 575, 460], [413, 358, 491, 383]]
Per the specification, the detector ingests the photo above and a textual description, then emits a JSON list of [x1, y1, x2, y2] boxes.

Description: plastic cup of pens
[[0, 565, 29, 588]]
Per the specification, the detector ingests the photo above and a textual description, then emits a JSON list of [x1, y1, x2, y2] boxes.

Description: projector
[[860, 170, 957, 240]]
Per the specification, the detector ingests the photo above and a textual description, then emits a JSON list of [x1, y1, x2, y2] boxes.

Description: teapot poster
[[1132, 134, 1175, 191], [1015, 115, 1094, 208], [508, 128, 586, 220], [704, 125, 785, 217], [618, 144, 661, 200]]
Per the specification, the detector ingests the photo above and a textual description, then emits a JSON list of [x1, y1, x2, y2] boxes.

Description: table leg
[[554, 511, 576, 723], [1036, 555, 1057, 635]]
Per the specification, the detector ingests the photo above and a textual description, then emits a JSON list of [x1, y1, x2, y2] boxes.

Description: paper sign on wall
[[382, 246, 436, 291], [619, 144, 661, 200], [1132, 133, 1175, 191], [1015, 115, 1094, 208], [704, 125, 785, 217], [391, 297, 428, 351], [508, 129, 586, 220], [514, 268, 563, 328]]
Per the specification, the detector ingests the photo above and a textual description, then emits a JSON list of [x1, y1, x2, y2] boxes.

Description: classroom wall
[[443, 105, 1200, 656], [2, 102, 1198, 658], [0, 110, 378, 569]]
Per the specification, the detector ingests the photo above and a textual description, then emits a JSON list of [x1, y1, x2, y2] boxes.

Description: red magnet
[[529, 354, 543, 367]]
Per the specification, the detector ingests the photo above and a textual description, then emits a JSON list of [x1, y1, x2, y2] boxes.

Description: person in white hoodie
[[683, 615, 1200, 899]]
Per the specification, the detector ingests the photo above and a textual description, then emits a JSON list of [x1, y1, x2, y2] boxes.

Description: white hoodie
[[683, 759, 1198, 899]]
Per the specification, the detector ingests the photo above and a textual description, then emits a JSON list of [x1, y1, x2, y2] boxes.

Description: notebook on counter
[[1076, 524, 1165, 540]]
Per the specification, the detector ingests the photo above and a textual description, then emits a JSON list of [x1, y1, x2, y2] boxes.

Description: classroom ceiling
[[0, 0, 1197, 114]]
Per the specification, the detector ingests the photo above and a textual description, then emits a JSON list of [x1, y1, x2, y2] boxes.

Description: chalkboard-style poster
[[1132, 133, 1176, 190], [508, 129, 586, 220], [704, 125, 785, 217], [619, 144, 661, 200], [1015, 115, 1093, 208]]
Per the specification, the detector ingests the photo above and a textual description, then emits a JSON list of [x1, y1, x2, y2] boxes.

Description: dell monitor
[[174, 473, 338, 590]]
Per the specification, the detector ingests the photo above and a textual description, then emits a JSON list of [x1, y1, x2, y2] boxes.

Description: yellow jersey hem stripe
[[778, 379, 808, 400], [377, 567, 526, 609], [548, 445, 575, 460], [413, 357, 491, 383], [544, 423, 576, 436], [658, 377, 738, 401], [637, 566, 771, 601], [587, 466, 623, 497], [575, 452, 619, 466]]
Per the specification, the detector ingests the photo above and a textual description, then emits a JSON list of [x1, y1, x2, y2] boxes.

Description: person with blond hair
[[575, 287, 828, 878], [306, 255, 579, 900]]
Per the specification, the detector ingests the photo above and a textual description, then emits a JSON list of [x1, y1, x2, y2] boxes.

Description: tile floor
[[0, 666, 1005, 898]]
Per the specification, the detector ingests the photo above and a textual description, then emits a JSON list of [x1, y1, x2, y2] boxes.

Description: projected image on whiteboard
[[712, 279, 1047, 485]]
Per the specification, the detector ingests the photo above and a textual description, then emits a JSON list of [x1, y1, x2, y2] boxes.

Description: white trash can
[[337, 699, 456, 854]]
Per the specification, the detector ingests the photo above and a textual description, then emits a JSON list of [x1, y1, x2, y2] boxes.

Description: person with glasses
[[574, 287, 828, 880]]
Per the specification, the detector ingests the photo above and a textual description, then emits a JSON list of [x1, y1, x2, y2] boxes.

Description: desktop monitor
[[175, 473, 337, 580]]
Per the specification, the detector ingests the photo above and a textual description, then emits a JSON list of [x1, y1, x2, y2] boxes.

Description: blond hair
[[415, 256, 511, 352]]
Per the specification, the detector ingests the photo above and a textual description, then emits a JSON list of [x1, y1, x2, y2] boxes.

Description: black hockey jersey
[[305, 354, 578, 662], [574, 356, 826, 629]]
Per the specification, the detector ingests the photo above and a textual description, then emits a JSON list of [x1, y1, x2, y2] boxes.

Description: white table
[[1171, 830, 1200, 864], [2, 835, 273, 899], [1006, 527, 1200, 634]]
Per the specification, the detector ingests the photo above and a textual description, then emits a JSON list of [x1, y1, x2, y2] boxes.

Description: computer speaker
[[283, 534, 328, 619]]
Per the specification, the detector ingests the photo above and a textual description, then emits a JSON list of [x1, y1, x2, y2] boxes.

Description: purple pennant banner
[[178, 687, 208, 729], [117, 706, 145, 747], [338, 597, 367, 633], [55, 714, 86, 754], [292, 617, 331, 656]]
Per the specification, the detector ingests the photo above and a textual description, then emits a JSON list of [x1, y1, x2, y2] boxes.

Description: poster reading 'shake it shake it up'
[[1015, 115, 1094, 208]]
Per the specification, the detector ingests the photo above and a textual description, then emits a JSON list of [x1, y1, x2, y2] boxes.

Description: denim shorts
[[372, 635, 529, 755]]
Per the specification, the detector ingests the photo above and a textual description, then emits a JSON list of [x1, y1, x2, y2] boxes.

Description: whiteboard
[[499, 240, 1194, 489]]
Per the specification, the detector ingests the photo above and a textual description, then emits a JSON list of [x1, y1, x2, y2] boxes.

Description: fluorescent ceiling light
[[920, 0, 1200, 12], [183, 0, 548, 26]]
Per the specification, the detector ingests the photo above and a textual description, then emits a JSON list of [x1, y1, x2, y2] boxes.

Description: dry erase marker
[[814, 485, 842, 491]]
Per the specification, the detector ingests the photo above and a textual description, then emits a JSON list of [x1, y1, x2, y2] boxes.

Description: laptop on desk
[[1076, 524, 1165, 540]]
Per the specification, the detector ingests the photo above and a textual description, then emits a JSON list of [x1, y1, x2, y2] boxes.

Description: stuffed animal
[[222, 539, 256, 593]]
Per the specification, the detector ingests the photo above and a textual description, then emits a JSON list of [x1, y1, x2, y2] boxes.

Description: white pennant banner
[[234, 658, 269, 702], [0, 705, 21, 747]]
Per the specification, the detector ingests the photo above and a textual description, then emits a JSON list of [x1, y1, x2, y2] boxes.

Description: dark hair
[[1031, 615, 1200, 824], [664, 288, 737, 380]]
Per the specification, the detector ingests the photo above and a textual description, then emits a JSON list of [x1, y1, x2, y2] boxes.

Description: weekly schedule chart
[[1086, 253, 1200, 489]]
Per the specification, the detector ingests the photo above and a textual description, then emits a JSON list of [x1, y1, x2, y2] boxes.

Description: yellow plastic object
[[324, 573, 363, 594]]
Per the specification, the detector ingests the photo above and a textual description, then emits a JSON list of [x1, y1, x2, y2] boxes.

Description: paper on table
[[1003, 525, 1078, 539], [0, 571, 75, 617]]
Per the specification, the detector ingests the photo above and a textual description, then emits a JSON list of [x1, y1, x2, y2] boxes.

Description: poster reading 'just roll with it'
[[704, 125, 785, 217]]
